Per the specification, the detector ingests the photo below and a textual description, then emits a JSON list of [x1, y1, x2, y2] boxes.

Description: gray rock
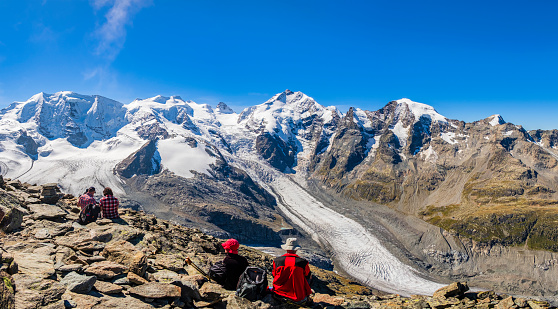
[[93, 281, 123, 294], [56, 264, 84, 273], [129, 282, 181, 299], [152, 269, 181, 283], [63, 299, 77, 308], [27, 204, 67, 221], [112, 276, 130, 285], [60, 271, 96, 294], [13, 253, 55, 279], [0, 205, 27, 232], [84, 261, 128, 279], [129, 252, 147, 277], [34, 228, 51, 240]]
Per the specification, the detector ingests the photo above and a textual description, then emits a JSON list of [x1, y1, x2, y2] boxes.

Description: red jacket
[[272, 253, 312, 302]]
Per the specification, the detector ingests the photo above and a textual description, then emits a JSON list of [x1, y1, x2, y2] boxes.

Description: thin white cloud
[[92, 0, 152, 60]]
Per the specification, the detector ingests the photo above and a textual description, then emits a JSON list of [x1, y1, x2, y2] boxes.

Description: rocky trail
[[0, 178, 554, 308]]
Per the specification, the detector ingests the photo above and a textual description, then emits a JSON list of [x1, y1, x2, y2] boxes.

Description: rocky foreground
[[0, 179, 555, 309]]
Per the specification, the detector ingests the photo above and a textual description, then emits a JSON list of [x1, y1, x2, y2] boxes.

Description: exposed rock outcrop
[[0, 181, 555, 308]]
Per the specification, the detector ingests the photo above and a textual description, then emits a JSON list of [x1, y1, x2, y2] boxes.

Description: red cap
[[222, 239, 240, 254]]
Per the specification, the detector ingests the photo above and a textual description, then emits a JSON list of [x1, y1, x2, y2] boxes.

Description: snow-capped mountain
[[2, 90, 558, 299]]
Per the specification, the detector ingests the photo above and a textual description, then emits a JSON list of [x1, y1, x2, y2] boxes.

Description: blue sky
[[0, 1, 557, 130]]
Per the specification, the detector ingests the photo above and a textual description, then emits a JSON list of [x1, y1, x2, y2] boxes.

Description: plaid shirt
[[78, 193, 97, 210], [99, 195, 120, 219]]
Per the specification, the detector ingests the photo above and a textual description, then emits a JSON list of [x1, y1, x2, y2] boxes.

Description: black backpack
[[236, 266, 268, 301], [208, 261, 227, 285], [78, 203, 101, 225]]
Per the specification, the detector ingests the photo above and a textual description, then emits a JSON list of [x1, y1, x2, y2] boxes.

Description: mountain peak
[[216, 102, 234, 114], [394, 98, 447, 123], [488, 114, 506, 126]]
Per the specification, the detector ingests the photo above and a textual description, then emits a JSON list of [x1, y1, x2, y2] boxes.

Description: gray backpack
[[235, 266, 268, 301]]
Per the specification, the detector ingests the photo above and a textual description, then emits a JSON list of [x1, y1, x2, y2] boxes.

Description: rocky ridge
[[0, 179, 555, 309]]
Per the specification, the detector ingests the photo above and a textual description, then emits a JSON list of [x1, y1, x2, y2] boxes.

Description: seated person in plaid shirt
[[99, 187, 120, 219], [78, 187, 97, 210]]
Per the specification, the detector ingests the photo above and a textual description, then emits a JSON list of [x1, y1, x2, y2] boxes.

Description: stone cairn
[[0, 179, 555, 308], [40, 183, 62, 205]]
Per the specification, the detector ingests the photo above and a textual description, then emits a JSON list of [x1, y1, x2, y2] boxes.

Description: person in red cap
[[220, 238, 248, 290]]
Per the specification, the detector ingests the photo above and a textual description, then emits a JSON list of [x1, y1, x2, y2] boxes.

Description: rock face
[[116, 139, 161, 178]]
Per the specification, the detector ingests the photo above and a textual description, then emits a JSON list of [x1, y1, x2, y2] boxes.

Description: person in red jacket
[[272, 238, 312, 304]]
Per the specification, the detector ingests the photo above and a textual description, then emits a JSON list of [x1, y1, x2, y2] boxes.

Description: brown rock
[[199, 282, 230, 302], [514, 298, 528, 307], [478, 290, 496, 300], [56, 264, 84, 273], [0, 271, 15, 309], [129, 251, 147, 277], [313, 293, 344, 306], [527, 300, 551, 309], [129, 282, 181, 299], [152, 269, 182, 283], [427, 296, 462, 309], [101, 240, 137, 264], [84, 261, 128, 279], [432, 282, 469, 299], [93, 281, 123, 294], [128, 272, 149, 285], [223, 294, 263, 309], [13, 253, 55, 279], [151, 254, 185, 272], [0, 205, 27, 233], [496, 296, 515, 309]]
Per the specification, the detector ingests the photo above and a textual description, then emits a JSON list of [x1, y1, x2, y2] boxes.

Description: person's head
[[281, 238, 301, 253], [103, 187, 113, 196], [221, 238, 240, 254], [87, 187, 96, 194]]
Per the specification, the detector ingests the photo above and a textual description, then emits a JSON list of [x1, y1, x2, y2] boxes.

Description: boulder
[[152, 254, 185, 272], [496, 296, 515, 309], [432, 282, 469, 299], [13, 253, 55, 279], [0, 271, 15, 309], [101, 240, 138, 265], [60, 272, 96, 294], [0, 205, 27, 233], [32, 245, 56, 256], [127, 272, 149, 285], [199, 282, 230, 302], [129, 282, 181, 299], [173, 278, 202, 303], [55, 264, 84, 274], [151, 269, 182, 283], [223, 294, 263, 309], [527, 300, 551, 309], [34, 228, 51, 240], [129, 251, 147, 277], [27, 204, 67, 221], [93, 281, 123, 294], [314, 293, 345, 306], [84, 261, 128, 279]]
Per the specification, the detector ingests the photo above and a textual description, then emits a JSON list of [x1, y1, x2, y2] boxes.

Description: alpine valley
[[1, 90, 558, 302]]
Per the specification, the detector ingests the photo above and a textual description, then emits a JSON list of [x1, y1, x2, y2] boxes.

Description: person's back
[[220, 239, 248, 290], [99, 187, 120, 219], [78, 187, 97, 210], [223, 251, 248, 290], [272, 238, 312, 302]]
